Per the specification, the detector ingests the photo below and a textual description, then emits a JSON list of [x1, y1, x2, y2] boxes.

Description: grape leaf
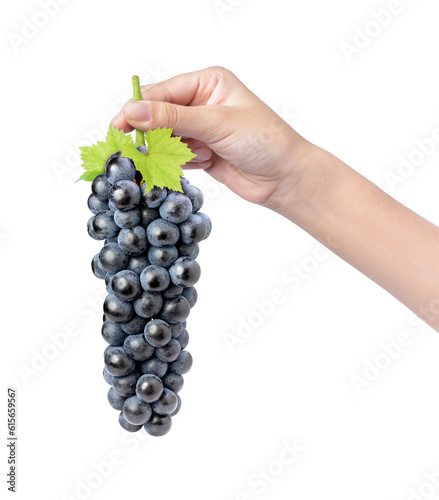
[[134, 128, 196, 193], [77, 125, 135, 181]]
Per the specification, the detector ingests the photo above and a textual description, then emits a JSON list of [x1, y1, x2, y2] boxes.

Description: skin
[[112, 66, 439, 332]]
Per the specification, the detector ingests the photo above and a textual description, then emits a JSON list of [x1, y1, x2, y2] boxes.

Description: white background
[[2, 0, 439, 499]]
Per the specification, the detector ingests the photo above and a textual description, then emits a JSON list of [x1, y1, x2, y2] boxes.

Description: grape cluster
[[87, 151, 211, 436]]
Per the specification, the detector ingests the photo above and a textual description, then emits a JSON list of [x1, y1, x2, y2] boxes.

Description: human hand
[[111, 66, 312, 207]]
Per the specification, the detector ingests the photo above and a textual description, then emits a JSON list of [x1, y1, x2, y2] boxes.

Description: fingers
[[111, 66, 246, 132], [120, 100, 234, 144]]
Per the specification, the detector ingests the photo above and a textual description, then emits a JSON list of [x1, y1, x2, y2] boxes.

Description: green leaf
[[134, 128, 196, 193], [77, 125, 135, 182], [76, 169, 105, 182]]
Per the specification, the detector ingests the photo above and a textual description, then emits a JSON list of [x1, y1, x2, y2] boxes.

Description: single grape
[[120, 314, 147, 335], [126, 254, 150, 275], [104, 346, 135, 377], [92, 174, 111, 201], [159, 192, 192, 224], [112, 370, 139, 397], [160, 296, 190, 324], [99, 243, 129, 273], [110, 270, 142, 301], [155, 339, 181, 363], [133, 291, 163, 319], [170, 394, 182, 417], [144, 319, 172, 347], [137, 145, 148, 154], [176, 241, 199, 260], [107, 387, 127, 410], [114, 208, 141, 229], [148, 245, 178, 268], [181, 286, 198, 308], [144, 413, 172, 437], [105, 154, 135, 184], [101, 321, 128, 346], [123, 334, 155, 361], [179, 214, 207, 244], [123, 396, 152, 425], [139, 357, 168, 378], [103, 367, 114, 385], [92, 211, 120, 239], [170, 322, 183, 338], [169, 257, 201, 287], [147, 219, 179, 247], [119, 412, 142, 432], [183, 184, 204, 212], [118, 226, 148, 256], [140, 265, 170, 292], [87, 216, 105, 240], [176, 328, 189, 349], [136, 374, 163, 403], [198, 212, 212, 239], [142, 185, 167, 208], [104, 294, 134, 323], [152, 388, 178, 415], [162, 372, 184, 394], [88, 194, 109, 214], [92, 254, 107, 280], [180, 176, 190, 189], [109, 180, 141, 211], [163, 284, 184, 299], [139, 205, 160, 228], [169, 350, 193, 375]]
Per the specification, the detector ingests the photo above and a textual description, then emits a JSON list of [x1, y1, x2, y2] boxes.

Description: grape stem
[[132, 75, 146, 147]]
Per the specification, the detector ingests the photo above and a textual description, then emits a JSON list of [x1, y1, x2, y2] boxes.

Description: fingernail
[[124, 101, 151, 122], [192, 148, 211, 161], [110, 110, 122, 125]]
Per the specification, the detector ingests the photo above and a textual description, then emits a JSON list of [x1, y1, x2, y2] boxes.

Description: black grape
[[144, 413, 172, 437], [105, 154, 135, 184], [141, 185, 167, 208], [110, 270, 142, 301], [104, 294, 134, 323], [169, 257, 201, 287], [109, 180, 141, 211], [179, 214, 207, 244], [104, 346, 135, 377], [99, 243, 129, 273]]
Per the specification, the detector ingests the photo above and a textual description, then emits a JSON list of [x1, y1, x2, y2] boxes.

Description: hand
[[111, 66, 311, 207]]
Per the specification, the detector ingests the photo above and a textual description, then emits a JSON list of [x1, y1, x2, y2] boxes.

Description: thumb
[[123, 100, 230, 144]]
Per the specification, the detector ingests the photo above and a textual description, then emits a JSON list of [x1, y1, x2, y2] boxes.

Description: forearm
[[271, 144, 439, 331]]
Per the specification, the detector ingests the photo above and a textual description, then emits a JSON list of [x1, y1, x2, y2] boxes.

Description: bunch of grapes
[[87, 150, 211, 436]]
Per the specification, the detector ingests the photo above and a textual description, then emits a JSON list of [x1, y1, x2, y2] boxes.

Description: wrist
[[265, 141, 338, 222]]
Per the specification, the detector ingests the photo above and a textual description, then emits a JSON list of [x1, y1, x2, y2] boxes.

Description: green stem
[[132, 75, 145, 147]]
